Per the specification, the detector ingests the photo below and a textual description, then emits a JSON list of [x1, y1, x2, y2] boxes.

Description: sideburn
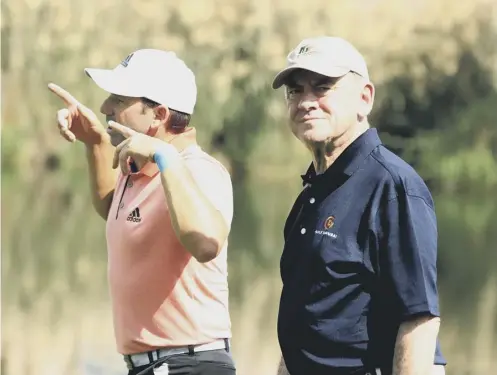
[[141, 104, 160, 137]]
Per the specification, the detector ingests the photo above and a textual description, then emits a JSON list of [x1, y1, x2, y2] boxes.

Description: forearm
[[392, 316, 440, 375], [85, 138, 117, 220], [160, 162, 228, 263], [277, 356, 290, 375]]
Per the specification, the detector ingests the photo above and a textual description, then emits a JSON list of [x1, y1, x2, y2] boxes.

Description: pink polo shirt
[[105, 128, 233, 355]]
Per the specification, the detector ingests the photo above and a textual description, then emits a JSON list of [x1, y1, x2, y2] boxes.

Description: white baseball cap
[[85, 49, 197, 114], [272, 36, 369, 89]]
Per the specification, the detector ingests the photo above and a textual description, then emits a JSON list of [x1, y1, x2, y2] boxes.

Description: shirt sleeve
[[183, 156, 234, 228], [379, 193, 441, 319]]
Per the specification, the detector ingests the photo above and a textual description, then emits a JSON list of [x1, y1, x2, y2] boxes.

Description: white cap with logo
[[272, 36, 369, 89], [85, 49, 197, 114]]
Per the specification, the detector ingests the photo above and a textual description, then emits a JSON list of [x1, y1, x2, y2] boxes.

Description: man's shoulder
[[181, 146, 232, 178], [369, 145, 433, 204]]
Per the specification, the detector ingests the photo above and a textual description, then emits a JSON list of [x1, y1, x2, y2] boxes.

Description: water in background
[[2, 172, 496, 375]]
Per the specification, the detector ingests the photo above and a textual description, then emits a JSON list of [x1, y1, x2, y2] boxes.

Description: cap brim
[[271, 63, 350, 89], [84, 68, 143, 98]]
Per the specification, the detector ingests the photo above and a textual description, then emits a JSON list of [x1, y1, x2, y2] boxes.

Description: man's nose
[[100, 98, 113, 116], [298, 92, 319, 111]]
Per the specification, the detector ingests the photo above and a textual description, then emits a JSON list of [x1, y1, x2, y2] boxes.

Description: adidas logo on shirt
[[127, 207, 142, 223]]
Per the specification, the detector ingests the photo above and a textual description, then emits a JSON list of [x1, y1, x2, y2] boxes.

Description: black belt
[[126, 339, 230, 375]]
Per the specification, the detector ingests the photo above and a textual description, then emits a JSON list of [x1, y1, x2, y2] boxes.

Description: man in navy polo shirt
[[271, 36, 447, 375]]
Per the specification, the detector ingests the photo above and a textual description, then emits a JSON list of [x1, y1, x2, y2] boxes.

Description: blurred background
[[1, 0, 497, 374]]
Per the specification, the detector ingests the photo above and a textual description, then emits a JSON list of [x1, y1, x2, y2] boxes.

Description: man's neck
[[311, 122, 369, 174], [161, 127, 198, 152]]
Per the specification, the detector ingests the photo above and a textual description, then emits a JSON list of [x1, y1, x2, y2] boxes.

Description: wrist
[[85, 132, 112, 148], [152, 143, 179, 172]]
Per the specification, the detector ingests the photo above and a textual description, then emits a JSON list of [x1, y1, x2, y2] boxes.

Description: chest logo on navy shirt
[[314, 215, 337, 239], [126, 207, 142, 223], [324, 215, 335, 229]]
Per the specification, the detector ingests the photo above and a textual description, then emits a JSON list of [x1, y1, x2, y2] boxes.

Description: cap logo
[[120, 53, 134, 68], [297, 46, 310, 55]]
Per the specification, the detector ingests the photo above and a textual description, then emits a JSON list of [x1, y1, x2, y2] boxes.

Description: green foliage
[[410, 93, 497, 194], [372, 16, 497, 193]]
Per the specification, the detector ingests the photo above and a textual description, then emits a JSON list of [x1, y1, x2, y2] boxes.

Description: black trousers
[[127, 349, 236, 375]]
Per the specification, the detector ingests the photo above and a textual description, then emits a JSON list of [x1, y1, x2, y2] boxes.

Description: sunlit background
[[2, 1, 497, 374]]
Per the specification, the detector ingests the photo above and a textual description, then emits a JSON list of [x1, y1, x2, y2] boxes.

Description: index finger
[[107, 121, 136, 139], [48, 83, 79, 106]]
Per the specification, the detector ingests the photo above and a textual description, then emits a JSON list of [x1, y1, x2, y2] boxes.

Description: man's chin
[[299, 130, 330, 145]]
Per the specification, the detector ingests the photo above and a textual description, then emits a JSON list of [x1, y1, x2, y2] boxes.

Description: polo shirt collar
[[301, 128, 382, 185], [134, 127, 198, 177]]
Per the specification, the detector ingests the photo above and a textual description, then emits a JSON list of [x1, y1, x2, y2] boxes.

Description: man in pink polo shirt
[[48, 49, 235, 375]]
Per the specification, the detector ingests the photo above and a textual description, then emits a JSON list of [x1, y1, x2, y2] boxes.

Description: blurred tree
[[372, 15, 496, 189]]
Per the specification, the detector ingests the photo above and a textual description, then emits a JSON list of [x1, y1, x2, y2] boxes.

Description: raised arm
[[49, 83, 117, 220]]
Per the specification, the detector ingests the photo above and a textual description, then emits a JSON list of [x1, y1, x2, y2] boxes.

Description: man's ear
[[155, 105, 169, 123], [358, 82, 375, 121], [150, 105, 170, 132]]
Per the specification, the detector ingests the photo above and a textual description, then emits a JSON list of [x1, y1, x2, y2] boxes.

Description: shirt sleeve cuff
[[402, 302, 440, 319]]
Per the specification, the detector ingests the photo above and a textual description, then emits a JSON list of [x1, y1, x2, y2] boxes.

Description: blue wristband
[[153, 150, 169, 172]]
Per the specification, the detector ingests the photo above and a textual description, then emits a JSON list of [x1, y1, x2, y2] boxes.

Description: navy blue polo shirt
[[278, 128, 446, 375]]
